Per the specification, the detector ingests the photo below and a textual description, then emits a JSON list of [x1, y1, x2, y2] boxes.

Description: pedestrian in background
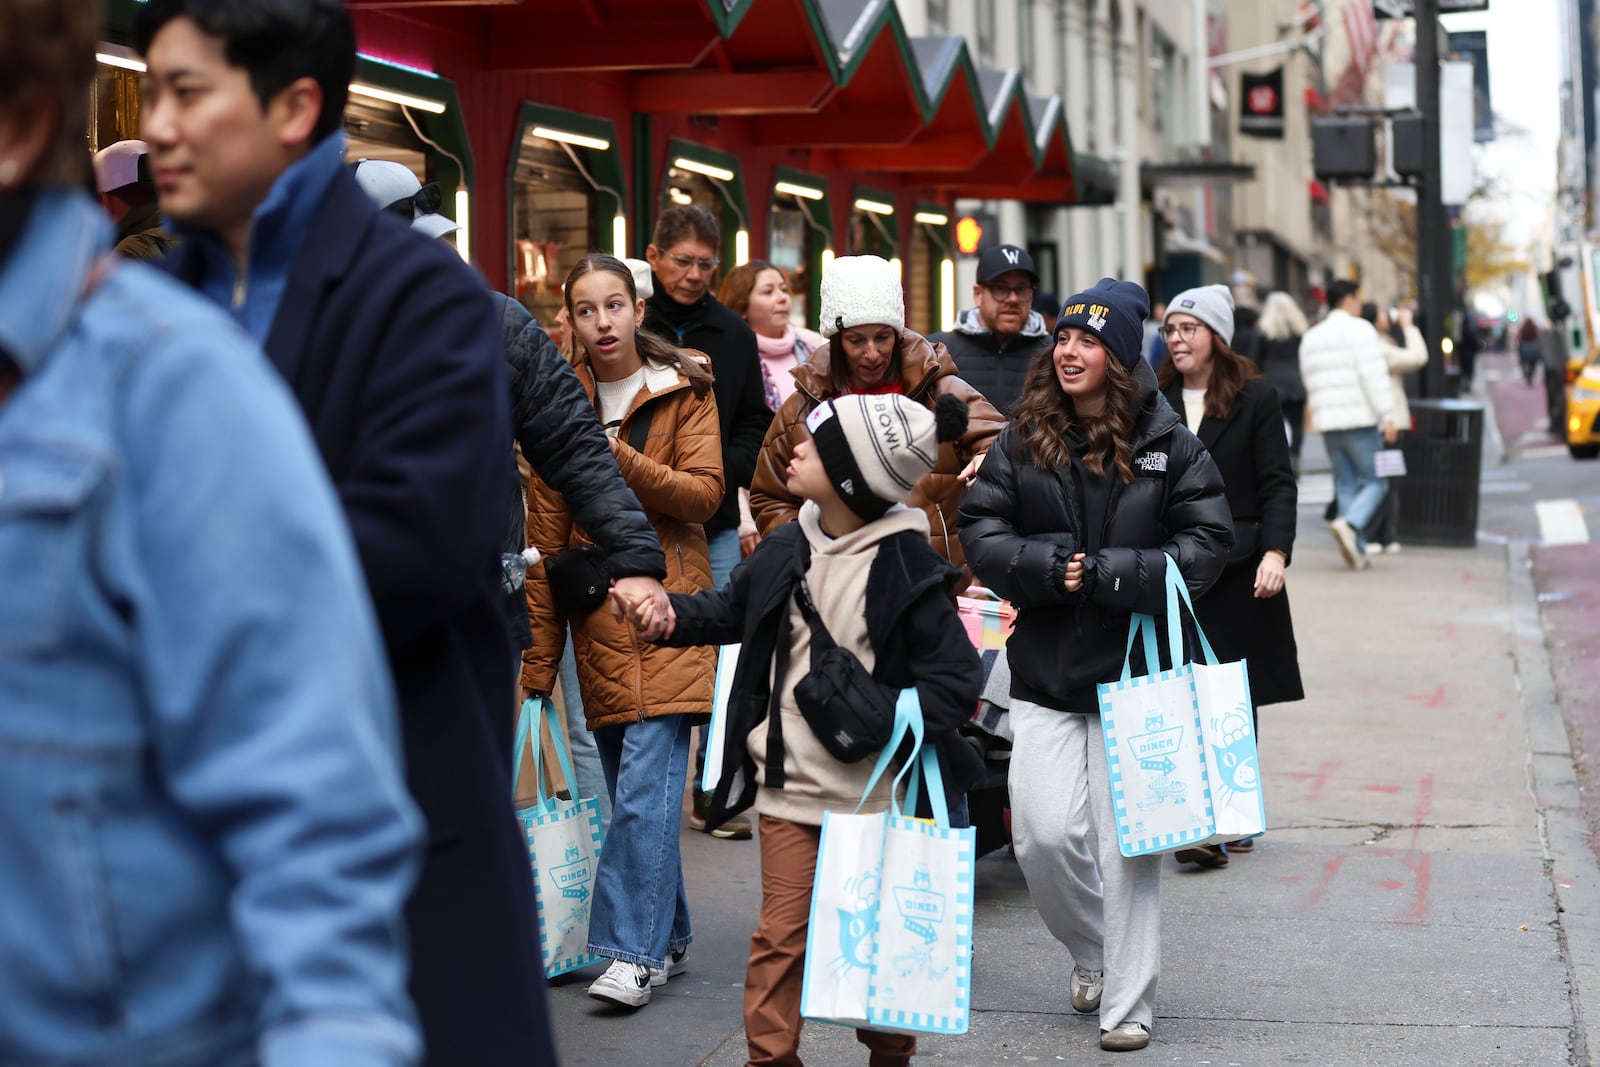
[[1159, 286, 1303, 868], [928, 243, 1055, 415], [1255, 291, 1310, 470], [90, 139, 177, 258], [138, 0, 555, 1058], [959, 278, 1233, 1053], [1299, 280, 1394, 568], [625, 392, 980, 1067], [0, 3, 423, 1062], [1359, 302, 1428, 556], [643, 205, 774, 840], [1517, 316, 1543, 386], [750, 254, 1006, 592], [523, 253, 723, 1010]]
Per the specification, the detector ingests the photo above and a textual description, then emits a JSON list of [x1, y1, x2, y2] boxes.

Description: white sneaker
[[1363, 542, 1383, 557], [1328, 518, 1361, 570], [649, 946, 688, 987], [587, 959, 653, 1008], [1069, 964, 1104, 1013], [1100, 1021, 1151, 1051], [1383, 542, 1403, 555]]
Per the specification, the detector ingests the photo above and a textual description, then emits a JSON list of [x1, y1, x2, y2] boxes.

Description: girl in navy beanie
[[958, 277, 1234, 1053]]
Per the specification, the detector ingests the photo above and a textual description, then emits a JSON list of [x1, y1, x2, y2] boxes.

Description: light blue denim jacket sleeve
[[0, 191, 424, 1067]]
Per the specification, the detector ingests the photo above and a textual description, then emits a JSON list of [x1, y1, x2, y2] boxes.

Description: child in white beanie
[[623, 391, 981, 1067]]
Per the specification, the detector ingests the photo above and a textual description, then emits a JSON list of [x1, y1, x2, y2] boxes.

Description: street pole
[[1413, 0, 1452, 397]]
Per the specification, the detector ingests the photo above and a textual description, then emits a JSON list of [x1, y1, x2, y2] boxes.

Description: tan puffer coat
[[522, 357, 723, 729], [748, 329, 1006, 586]]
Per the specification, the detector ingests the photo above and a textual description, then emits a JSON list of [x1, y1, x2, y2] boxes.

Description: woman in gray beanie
[[959, 278, 1233, 1053], [1159, 286, 1304, 869]]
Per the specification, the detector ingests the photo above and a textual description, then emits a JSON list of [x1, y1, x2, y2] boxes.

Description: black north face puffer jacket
[[957, 367, 1234, 713]]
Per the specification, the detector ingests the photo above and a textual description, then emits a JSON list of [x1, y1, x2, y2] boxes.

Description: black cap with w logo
[[976, 244, 1038, 284]]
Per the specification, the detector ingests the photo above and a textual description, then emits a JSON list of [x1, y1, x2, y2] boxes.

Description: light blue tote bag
[[801, 690, 976, 1036], [1096, 555, 1266, 857], [513, 697, 606, 977]]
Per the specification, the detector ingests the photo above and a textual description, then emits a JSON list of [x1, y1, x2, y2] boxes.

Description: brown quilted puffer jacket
[[748, 329, 1006, 587], [522, 356, 723, 729]]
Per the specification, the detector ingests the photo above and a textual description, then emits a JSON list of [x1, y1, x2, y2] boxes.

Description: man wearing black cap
[[929, 243, 1053, 415]]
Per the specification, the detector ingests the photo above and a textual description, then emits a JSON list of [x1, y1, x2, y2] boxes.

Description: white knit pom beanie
[[818, 255, 905, 338]]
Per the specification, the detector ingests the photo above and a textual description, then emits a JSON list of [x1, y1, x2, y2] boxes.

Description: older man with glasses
[[929, 243, 1054, 415]]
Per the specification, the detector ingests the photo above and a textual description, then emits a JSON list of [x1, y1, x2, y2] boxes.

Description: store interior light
[[96, 51, 147, 73], [915, 210, 950, 226], [454, 189, 471, 263], [854, 197, 895, 216], [532, 125, 611, 151], [940, 258, 956, 331], [735, 230, 750, 266], [673, 157, 735, 182], [668, 188, 694, 206], [349, 82, 447, 114], [775, 181, 826, 201], [613, 213, 628, 258], [888, 256, 903, 277], [821, 247, 835, 273]]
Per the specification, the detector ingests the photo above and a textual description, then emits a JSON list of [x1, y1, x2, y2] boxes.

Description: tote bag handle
[[512, 696, 581, 809], [855, 688, 926, 815]]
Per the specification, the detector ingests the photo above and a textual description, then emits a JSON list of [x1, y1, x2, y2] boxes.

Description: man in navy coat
[[136, 0, 555, 1061]]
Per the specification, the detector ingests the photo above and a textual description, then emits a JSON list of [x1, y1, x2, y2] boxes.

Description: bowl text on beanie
[[804, 392, 969, 520]]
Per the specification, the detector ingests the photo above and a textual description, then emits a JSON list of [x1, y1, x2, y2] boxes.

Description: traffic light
[[954, 211, 998, 255]]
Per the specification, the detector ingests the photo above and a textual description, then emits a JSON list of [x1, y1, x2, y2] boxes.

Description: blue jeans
[[559, 632, 610, 830], [695, 527, 743, 781], [1324, 426, 1387, 551], [589, 715, 693, 968]]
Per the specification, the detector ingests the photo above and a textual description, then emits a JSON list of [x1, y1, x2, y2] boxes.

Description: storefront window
[[662, 142, 749, 277], [911, 206, 952, 335], [89, 48, 143, 153], [848, 191, 897, 260], [512, 132, 598, 331], [768, 171, 830, 332]]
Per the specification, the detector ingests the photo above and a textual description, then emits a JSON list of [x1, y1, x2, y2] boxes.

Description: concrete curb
[[1508, 538, 1600, 1066]]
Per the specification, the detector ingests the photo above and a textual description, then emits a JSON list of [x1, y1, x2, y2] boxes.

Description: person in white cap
[[91, 139, 176, 259], [749, 254, 1006, 593], [351, 158, 460, 240]]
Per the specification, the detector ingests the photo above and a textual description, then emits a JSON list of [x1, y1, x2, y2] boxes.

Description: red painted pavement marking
[[1377, 880, 1404, 890], [1298, 854, 1348, 913], [1403, 773, 1436, 923], [1403, 686, 1448, 708], [1361, 784, 1403, 794], [1283, 759, 1343, 802]]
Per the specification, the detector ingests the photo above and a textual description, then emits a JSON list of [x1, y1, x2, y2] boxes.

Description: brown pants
[[746, 815, 916, 1067]]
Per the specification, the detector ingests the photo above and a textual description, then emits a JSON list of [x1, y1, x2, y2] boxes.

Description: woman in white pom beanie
[[748, 255, 1006, 588]]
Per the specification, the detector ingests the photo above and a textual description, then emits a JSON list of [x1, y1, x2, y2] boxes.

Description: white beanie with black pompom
[[818, 255, 906, 338]]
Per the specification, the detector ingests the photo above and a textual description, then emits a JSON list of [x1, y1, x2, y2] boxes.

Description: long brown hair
[[564, 253, 714, 398], [1156, 329, 1260, 419], [1011, 347, 1140, 482], [1, 0, 97, 189]]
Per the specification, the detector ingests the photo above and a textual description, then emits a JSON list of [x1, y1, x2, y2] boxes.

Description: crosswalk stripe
[[1536, 499, 1590, 546]]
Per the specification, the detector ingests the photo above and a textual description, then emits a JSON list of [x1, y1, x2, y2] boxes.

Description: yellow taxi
[[1567, 358, 1600, 459]]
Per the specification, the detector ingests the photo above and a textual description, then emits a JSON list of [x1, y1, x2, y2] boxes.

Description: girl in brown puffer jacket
[[522, 254, 723, 1009]]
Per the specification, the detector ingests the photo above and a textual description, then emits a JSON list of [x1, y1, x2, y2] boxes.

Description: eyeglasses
[[667, 252, 721, 273], [1159, 322, 1204, 342], [983, 283, 1035, 302]]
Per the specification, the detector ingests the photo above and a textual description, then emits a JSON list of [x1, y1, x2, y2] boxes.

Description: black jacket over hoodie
[[957, 366, 1234, 712], [643, 287, 773, 534], [658, 523, 982, 829]]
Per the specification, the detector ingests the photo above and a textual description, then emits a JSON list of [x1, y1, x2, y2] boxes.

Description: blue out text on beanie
[[1056, 277, 1151, 369]]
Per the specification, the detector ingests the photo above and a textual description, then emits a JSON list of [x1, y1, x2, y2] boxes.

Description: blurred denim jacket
[[0, 190, 425, 1067]]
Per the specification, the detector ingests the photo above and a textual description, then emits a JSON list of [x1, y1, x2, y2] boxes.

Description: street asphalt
[[544, 351, 1600, 1065]]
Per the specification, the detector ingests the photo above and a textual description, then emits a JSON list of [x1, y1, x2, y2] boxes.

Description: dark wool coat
[[1162, 377, 1304, 706], [659, 523, 983, 830], [168, 170, 554, 1065], [926, 323, 1053, 416], [958, 367, 1234, 713]]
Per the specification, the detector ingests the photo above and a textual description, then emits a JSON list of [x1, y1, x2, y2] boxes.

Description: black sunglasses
[[384, 181, 442, 220]]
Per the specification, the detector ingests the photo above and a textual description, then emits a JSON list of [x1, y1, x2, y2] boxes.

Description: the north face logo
[[1134, 452, 1168, 473], [1002, 247, 1020, 264]]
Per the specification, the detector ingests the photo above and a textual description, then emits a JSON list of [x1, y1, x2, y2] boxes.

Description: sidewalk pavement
[[547, 403, 1599, 1065]]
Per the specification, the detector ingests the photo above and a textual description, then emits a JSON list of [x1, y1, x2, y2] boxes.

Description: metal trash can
[[1396, 398, 1484, 547]]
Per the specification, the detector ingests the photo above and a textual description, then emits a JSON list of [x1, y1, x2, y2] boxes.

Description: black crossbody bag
[[791, 569, 896, 764]]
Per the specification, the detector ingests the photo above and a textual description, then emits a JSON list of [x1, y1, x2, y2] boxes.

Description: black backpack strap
[[626, 401, 654, 453]]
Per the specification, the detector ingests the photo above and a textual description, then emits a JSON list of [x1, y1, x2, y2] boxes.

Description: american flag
[[1343, 0, 1379, 79]]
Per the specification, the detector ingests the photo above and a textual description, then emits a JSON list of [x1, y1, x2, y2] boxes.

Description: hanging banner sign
[[1240, 68, 1286, 139]]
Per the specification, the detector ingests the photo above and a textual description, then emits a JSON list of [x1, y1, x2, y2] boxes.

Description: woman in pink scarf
[[718, 261, 827, 555]]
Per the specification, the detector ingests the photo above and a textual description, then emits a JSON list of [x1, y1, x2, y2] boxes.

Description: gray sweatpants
[[1009, 699, 1162, 1031]]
